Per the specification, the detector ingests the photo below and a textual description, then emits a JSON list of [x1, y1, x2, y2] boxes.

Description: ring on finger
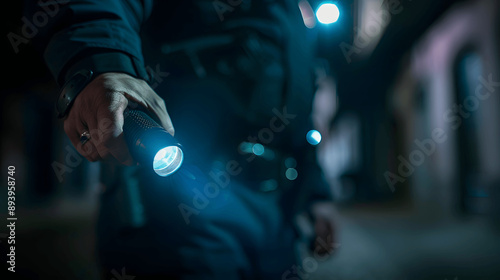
[[80, 131, 91, 145]]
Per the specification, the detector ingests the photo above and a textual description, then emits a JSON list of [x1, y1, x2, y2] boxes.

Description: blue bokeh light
[[306, 130, 322, 145], [252, 143, 265, 156], [285, 168, 298, 180]]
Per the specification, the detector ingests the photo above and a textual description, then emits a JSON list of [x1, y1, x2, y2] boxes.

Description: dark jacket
[[26, 0, 153, 86], [26, 0, 332, 210]]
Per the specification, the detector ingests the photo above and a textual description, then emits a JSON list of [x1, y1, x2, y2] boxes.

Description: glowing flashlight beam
[[153, 146, 184, 177]]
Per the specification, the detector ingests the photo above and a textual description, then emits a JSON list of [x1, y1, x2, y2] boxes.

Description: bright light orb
[[316, 3, 340, 24], [306, 130, 322, 145], [153, 146, 184, 177]]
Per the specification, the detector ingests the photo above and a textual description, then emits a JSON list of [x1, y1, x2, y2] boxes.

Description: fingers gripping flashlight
[[55, 70, 183, 176], [123, 108, 184, 177]]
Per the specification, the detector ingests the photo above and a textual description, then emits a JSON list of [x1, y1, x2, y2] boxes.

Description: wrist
[[56, 52, 149, 118], [56, 69, 94, 118]]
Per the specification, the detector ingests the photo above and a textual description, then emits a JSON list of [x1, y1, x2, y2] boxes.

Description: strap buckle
[[56, 69, 93, 118]]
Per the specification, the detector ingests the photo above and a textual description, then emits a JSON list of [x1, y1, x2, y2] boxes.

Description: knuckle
[[78, 143, 94, 157], [89, 127, 114, 147], [97, 136, 117, 151], [153, 98, 166, 109], [87, 149, 101, 162], [98, 118, 115, 133], [97, 148, 111, 161], [100, 133, 117, 149], [107, 93, 128, 112]]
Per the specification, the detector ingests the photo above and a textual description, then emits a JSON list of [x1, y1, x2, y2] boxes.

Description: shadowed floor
[[5, 195, 500, 280]]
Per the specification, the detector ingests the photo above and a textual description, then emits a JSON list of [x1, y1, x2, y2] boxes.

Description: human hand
[[63, 72, 174, 165]]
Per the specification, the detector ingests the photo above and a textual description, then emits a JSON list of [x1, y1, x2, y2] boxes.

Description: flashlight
[[123, 108, 184, 177]]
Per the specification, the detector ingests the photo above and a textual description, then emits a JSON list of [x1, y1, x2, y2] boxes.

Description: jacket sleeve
[[26, 0, 153, 86]]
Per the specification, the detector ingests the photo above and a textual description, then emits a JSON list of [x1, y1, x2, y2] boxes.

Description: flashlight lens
[[153, 146, 184, 177]]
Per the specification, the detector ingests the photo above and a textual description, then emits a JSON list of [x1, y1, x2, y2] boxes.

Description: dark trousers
[[96, 162, 298, 279], [96, 72, 300, 279]]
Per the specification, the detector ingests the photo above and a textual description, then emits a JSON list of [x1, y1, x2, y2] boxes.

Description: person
[[26, 0, 337, 278]]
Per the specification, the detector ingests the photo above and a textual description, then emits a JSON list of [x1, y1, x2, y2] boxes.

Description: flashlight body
[[122, 108, 182, 169]]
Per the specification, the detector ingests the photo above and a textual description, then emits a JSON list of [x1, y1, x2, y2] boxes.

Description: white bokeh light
[[316, 3, 340, 24]]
